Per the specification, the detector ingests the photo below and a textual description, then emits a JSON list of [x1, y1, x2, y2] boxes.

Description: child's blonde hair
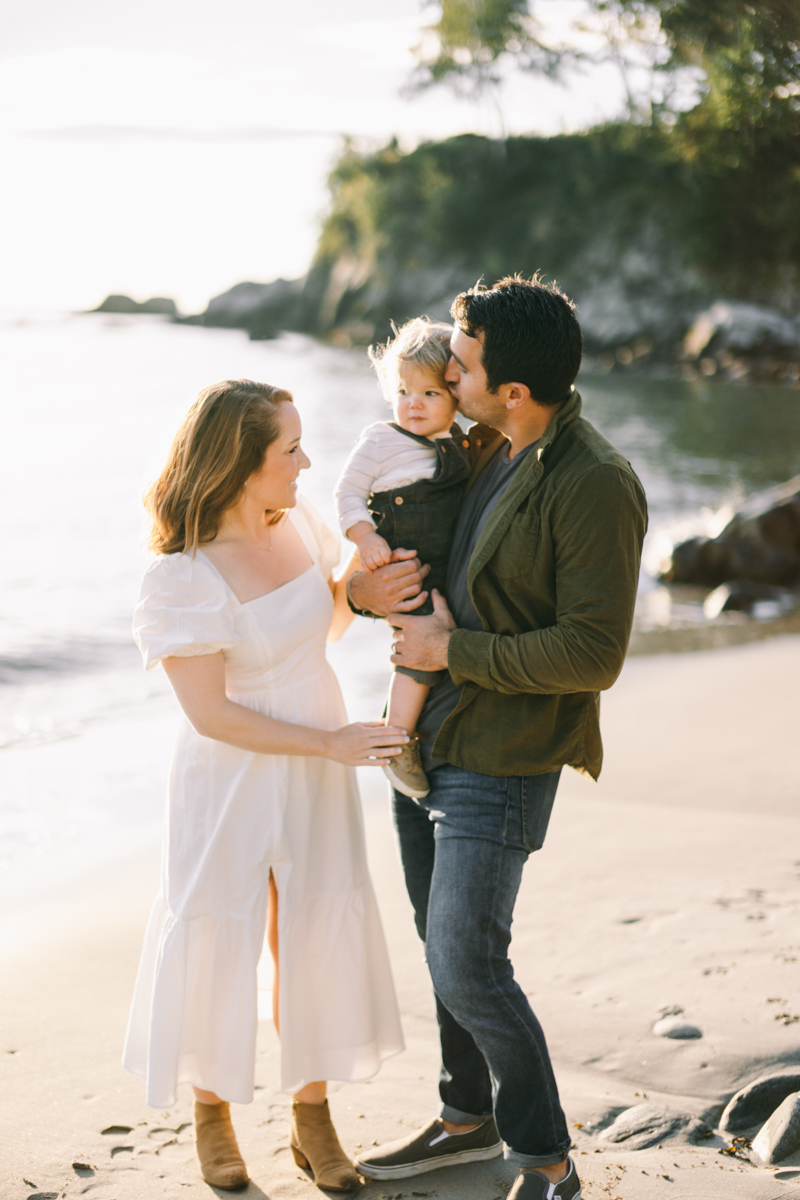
[[368, 316, 453, 399]]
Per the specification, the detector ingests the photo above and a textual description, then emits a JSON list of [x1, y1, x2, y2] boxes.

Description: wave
[[0, 635, 139, 685]]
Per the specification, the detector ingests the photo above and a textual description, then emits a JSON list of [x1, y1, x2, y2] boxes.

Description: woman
[[124, 380, 407, 1191]]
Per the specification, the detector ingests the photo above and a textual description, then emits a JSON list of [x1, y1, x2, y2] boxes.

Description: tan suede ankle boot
[[194, 1100, 249, 1190], [290, 1099, 360, 1191]]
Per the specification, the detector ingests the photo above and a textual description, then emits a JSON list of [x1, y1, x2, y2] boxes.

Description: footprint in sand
[[148, 1123, 193, 1154]]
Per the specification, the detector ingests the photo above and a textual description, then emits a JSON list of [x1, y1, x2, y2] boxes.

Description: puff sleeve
[[133, 552, 240, 671], [295, 495, 341, 580]]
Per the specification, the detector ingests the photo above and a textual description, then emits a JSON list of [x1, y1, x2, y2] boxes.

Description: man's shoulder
[[560, 416, 644, 488]]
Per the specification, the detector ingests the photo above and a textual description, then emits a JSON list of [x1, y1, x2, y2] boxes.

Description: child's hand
[[358, 530, 393, 572], [347, 522, 393, 571]]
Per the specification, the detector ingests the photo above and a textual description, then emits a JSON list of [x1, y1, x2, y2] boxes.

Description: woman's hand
[[322, 721, 409, 767], [163, 654, 406, 761]]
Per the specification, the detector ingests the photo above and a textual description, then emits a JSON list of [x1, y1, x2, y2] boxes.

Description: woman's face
[[245, 403, 310, 512]]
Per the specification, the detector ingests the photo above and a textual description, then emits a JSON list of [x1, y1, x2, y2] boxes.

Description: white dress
[[123, 495, 403, 1107]]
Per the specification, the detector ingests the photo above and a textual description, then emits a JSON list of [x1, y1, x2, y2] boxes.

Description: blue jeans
[[392, 763, 571, 1168]]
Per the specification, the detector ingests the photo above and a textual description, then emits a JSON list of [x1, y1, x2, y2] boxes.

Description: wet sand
[[1, 636, 799, 1200]]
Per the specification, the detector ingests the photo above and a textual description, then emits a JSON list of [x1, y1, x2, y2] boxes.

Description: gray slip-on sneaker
[[355, 1116, 502, 1180], [507, 1157, 582, 1199]]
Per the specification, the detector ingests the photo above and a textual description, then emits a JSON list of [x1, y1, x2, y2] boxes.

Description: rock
[[720, 1071, 800, 1133], [652, 1015, 702, 1039], [663, 476, 800, 588], [599, 1103, 712, 1150], [90, 294, 178, 316], [667, 535, 800, 588], [751, 1091, 800, 1164], [702, 579, 799, 619], [138, 297, 178, 315], [684, 301, 800, 361], [200, 278, 305, 340]]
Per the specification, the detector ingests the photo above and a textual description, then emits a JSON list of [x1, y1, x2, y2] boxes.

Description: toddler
[[335, 317, 471, 798]]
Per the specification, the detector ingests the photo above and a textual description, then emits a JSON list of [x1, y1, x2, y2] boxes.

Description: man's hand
[[348, 548, 430, 618], [389, 590, 456, 673]]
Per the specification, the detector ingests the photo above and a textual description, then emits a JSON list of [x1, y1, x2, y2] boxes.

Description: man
[[347, 275, 647, 1200]]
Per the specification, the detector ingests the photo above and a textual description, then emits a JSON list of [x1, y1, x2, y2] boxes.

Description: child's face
[[392, 363, 457, 439]]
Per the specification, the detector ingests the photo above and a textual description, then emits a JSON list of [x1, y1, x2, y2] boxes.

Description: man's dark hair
[[450, 273, 582, 406]]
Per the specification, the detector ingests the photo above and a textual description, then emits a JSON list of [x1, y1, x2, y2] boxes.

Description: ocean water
[[1, 311, 799, 874]]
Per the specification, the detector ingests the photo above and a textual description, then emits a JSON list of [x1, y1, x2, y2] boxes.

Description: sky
[[0, 0, 643, 314]]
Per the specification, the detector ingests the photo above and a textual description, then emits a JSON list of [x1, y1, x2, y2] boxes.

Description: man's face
[[445, 327, 505, 426]]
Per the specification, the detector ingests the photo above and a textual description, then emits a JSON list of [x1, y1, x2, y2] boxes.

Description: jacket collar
[[467, 388, 583, 588], [531, 385, 582, 460]]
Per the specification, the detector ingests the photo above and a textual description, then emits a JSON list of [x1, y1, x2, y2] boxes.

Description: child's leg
[[386, 671, 430, 735]]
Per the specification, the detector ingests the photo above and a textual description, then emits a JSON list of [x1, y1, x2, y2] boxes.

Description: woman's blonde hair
[[145, 379, 294, 556], [368, 316, 453, 399]]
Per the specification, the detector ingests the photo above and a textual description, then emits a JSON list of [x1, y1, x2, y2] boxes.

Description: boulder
[[200, 278, 305, 339], [702, 579, 799, 619], [751, 1092, 800, 1165], [684, 301, 800, 361], [599, 1103, 712, 1150], [720, 1071, 800, 1133], [90, 294, 177, 316], [662, 476, 800, 588]]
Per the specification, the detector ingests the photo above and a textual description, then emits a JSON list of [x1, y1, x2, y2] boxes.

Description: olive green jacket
[[435, 389, 648, 780]]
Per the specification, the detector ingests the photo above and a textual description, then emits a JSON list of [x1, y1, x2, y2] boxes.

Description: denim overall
[[368, 423, 471, 686]]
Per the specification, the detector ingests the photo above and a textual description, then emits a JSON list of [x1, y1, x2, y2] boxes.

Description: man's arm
[[348, 548, 431, 618], [447, 466, 647, 695]]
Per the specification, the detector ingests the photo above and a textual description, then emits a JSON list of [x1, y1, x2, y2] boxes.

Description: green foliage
[[396, 1, 800, 313], [616, 0, 800, 140], [416, 0, 800, 142], [314, 119, 800, 334], [411, 0, 564, 93]]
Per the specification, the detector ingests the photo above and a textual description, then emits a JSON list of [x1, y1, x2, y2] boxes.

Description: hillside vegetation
[[198, 1, 800, 375]]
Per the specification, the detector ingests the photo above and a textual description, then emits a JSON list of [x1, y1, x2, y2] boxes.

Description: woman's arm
[[327, 549, 360, 642], [162, 652, 407, 766]]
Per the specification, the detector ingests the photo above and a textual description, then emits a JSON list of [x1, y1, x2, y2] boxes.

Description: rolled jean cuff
[[440, 1104, 490, 1125], [504, 1139, 572, 1169]]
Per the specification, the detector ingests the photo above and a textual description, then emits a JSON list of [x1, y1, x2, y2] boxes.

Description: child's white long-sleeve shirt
[[335, 421, 445, 536]]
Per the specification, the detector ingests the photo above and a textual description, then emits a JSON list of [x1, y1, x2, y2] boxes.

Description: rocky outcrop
[[683, 301, 800, 381], [90, 294, 178, 316], [186, 266, 800, 387], [702, 580, 798, 619], [663, 476, 800, 589], [197, 278, 306, 340]]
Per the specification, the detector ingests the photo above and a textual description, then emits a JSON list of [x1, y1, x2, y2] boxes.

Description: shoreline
[[628, 603, 800, 657], [1, 635, 799, 1198]]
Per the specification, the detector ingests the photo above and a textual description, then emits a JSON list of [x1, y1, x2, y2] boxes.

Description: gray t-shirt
[[417, 438, 536, 772]]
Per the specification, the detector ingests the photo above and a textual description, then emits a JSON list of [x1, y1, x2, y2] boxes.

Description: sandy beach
[[1, 634, 799, 1200]]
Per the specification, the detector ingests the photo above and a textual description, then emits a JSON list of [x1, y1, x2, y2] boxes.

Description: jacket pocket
[[488, 512, 542, 579]]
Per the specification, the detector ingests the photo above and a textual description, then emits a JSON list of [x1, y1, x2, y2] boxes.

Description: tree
[[408, 0, 567, 98], [412, 0, 800, 141]]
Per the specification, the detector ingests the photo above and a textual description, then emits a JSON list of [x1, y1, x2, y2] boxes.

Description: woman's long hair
[[145, 379, 294, 555]]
